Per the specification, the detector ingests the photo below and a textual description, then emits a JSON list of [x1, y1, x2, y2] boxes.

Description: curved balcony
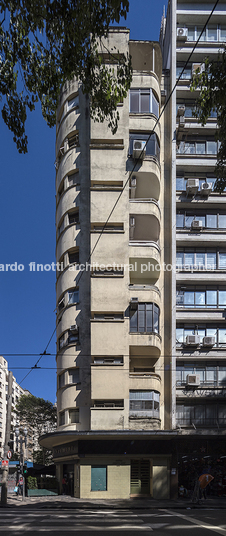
[[56, 189, 80, 226], [56, 109, 80, 153], [56, 148, 80, 191], [129, 332, 162, 357], [129, 242, 160, 284], [129, 200, 161, 220], [56, 267, 80, 298], [56, 227, 80, 260], [129, 115, 161, 141], [129, 372, 162, 394], [130, 170, 160, 201], [130, 214, 160, 243], [129, 286, 161, 308], [58, 387, 81, 412]]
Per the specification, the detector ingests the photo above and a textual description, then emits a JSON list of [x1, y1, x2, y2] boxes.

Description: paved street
[[0, 506, 226, 535]]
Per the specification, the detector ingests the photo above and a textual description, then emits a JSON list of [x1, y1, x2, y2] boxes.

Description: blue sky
[[0, 0, 166, 403]]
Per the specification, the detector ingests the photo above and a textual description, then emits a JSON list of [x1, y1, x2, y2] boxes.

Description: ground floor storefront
[[39, 430, 226, 500]]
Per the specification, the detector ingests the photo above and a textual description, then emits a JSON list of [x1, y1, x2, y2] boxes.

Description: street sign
[[1, 460, 9, 467], [7, 450, 12, 460]]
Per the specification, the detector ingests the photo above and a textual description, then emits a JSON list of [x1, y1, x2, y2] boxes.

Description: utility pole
[[1, 371, 13, 505]]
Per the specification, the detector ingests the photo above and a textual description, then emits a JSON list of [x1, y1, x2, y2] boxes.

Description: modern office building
[[40, 0, 226, 498]]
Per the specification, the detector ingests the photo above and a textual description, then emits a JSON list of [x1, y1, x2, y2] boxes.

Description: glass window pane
[[138, 304, 145, 332], [219, 328, 226, 344], [196, 142, 206, 154], [206, 367, 216, 384], [207, 26, 218, 41], [220, 25, 226, 41], [206, 290, 217, 306], [153, 305, 159, 333], [206, 214, 217, 228], [219, 291, 226, 306], [176, 252, 184, 266], [197, 27, 206, 41], [219, 215, 226, 228], [176, 214, 184, 227], [207, 141, 217, 154], [176, 177, 185, 191], [184, 252, 194, 267], [196, 253, 205, 267], [196, 367, 205, 383], [184, 292, 195, 306], [207, 252, 216, 269], [152, 93, 159, 117], [185, 215, 193, 227], [197, 328, 206, 338], [185, 142, 195, 154], [140, 92, 150, 113], [196, 291, 206, 306], [218, 367, 226, 385], [187, 27, 195, 40], [176, 328, 184, 343], [130, 91, 139, 113], [219, 253, 226, 269], [146, 304, 153, 332], [130, 309, 137, 332]]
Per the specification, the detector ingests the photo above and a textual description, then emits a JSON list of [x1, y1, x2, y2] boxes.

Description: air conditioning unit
[[201, 182, 212, 196], [185, 335, 200, 346], [132, 140, 146, 160], [186, 178, 199, 195], [70, 324, 78, 333], [192, 63, 205, 76], [186, 374, 200, 386], [177, 105, 185, 117], [203, 336, 215, 346], [191, 220, 203, 230], [177, 28, 188, 40]]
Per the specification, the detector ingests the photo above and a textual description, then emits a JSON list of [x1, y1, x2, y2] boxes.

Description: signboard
[[1, 460, 9, 467], [7, 451, 12, 460]]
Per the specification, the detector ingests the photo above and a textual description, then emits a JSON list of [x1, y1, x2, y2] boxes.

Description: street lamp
[[15, 424, 27, 501]]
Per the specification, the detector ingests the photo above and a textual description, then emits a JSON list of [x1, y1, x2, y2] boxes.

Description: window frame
[[129, 88, 159, 117], [130, 302, 160, 334]]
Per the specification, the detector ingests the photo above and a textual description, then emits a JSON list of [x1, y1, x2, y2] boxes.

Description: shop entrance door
[[130, 459, 151, 495]]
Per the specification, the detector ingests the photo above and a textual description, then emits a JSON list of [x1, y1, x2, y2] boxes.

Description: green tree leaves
[[0, 0, 132, 152]]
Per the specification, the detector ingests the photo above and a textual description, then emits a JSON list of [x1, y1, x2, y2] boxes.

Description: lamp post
[[15, 425, 27, 501]]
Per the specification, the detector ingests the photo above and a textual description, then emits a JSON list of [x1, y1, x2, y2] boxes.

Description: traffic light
[[23, 464, 27, 475], [8, 440, 14, 452]]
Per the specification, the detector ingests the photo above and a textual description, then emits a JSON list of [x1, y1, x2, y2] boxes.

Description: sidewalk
[[3, 494, 226, 509]]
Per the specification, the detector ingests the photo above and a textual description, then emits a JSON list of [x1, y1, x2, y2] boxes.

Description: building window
[[59, 411, 65, 426], [130, 89, 159, 117], [176, 248, 226, 270], [59, 334, 65, 350], [93, 313, 124, 321], [176, 63, 192, 79], [68, 409, 79, 424], [91, 466, 107, 491], [91, 223, 124, 232], [177, 139, 218, 155], [68, 289, 79, 304], [129, 390, 160, 418], [68, 369, 79, 384], [92, 267, 124, 276], [58, 219, 64, 237], [176, 177, 219, 191], [184, 24, 226, 42], [176, 103, 217, 120], [68, 172, 79, 187], [176, 403, 226, 428], [58, 297, 65, 312], [176, 362, 226, 387], [176, 287, 226, 308], [130, 303, 159, 333], [67, 95, 79, 111], [68, 251, 79, 264], [129, 133, 160, 161], [93, 356, 123, 364], [176, 211, 226, 229], [58, 373, 65, 389], [176, 325, 226, 347], [68, 211, 79, 225], [93, 400, 124, 408]]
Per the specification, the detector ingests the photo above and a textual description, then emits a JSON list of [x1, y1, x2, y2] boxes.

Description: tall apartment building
[[0, 356, 25, 458], [161, 0, 226, 485], [40, 0, 226, 499]]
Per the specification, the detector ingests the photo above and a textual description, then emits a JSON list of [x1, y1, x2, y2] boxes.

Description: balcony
[[129, 332, 162, 357], [129, 372, 161, 393]]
